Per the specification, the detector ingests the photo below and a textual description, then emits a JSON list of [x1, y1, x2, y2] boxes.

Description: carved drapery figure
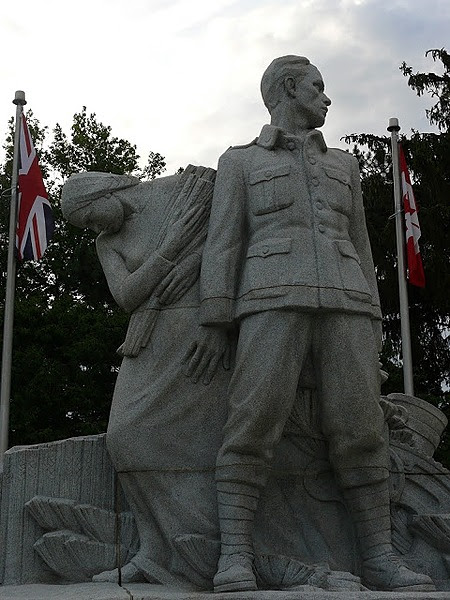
[[61, 167, 232, 584]]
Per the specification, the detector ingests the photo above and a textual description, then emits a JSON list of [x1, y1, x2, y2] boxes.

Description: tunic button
[[262, 245, 269, 255], [265, 170, 272, 178], [318, 224, 326, 233], [312, 177, 319, 187], [308, 156, 317, 164], [315, 201, 323, 210], [287, 141, 296, 151]]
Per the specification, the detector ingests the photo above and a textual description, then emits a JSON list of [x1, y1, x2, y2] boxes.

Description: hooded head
[[61, 172, 139, 231]]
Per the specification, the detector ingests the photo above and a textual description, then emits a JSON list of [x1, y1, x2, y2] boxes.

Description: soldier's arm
[[200, 151, 246, 326], [348, 157, 383, 349]]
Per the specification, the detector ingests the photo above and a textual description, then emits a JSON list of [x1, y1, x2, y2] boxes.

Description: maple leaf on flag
[[399, 144, 425, 288], [16, 113, 54, 261]]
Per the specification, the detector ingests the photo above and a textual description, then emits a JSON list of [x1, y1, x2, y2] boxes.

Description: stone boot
[[343, 481, 435, 592], [363, 552, 435, 591], [213, 481, 258, 593], [214, 553, 256, 593]]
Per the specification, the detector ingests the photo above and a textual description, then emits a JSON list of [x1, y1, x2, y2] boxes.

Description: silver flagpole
[[0, 91, 27, 468], [387, 117, 414, 396]]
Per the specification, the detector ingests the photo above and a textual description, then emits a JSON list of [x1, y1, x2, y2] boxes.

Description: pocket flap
[[249, 163, 291, 185], [247, 238, 292, 258], [336, 240, 360, 264], [324, 166, 350, 186]]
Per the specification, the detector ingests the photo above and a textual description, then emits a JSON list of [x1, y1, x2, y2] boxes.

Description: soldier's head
[[261, 55, 331, 129]]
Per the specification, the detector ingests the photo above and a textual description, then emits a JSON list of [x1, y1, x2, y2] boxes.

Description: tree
[[344, 49, 450, 464], [0, 109, 166, 446], [400, 48, 450, 132]]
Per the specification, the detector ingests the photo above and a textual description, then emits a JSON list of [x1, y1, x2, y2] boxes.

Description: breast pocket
[[248, 164, 293, 215], [324, 166, 352, 214]]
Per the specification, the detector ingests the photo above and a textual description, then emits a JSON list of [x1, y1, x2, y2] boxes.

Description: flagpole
[[0, 91, 27, 467], [387, 117, 414, 396]]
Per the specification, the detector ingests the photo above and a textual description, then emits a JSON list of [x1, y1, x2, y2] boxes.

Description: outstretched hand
[[182, 326, 231, 385], [155, 253, 200, 305]]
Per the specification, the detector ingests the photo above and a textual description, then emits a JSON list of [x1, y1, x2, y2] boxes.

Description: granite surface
[[2, 583, 450, 600]]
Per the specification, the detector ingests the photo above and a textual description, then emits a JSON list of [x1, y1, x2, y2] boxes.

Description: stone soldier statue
[[200, 55, 434, 593]]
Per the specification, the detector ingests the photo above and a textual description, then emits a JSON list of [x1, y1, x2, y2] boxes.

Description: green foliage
[[0, 108, 166, 446], [10, 298, 125, 443], [400, 48, 450, 132], [345, 50, 450, 465], [51, 107, 139, 179], [140, 151, 167, 181]]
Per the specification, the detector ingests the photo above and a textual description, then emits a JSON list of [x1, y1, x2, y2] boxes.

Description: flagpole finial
[[13, 91, 27, 106], [387, 118, 400, 132]]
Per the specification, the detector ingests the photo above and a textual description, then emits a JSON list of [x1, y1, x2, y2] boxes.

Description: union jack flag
[[16, 113, 54, 261]]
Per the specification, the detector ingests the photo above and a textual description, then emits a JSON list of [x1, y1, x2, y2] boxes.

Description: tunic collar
[[256, 124, 327, 153]]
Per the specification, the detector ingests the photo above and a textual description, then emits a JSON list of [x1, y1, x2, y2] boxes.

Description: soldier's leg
[[314, 313, 387, 486], [214, 310, 312, 592], [315, 314, 434, 591]]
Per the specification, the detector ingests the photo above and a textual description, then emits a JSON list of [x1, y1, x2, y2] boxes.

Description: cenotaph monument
[[1, 56, 450, 600]]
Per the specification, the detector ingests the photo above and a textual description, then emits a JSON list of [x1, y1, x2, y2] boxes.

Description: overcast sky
[[0, 0, 448, 175]]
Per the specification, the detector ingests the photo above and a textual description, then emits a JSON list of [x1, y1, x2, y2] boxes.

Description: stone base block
[[1, 584, 449, 600]]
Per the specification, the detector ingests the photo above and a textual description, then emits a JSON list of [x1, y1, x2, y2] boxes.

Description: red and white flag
[[399, 144, 425, 288], [16, 113, 54, 261]]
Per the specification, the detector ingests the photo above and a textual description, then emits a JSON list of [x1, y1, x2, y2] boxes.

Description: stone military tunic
[[200, 124, 382, 328], [200, 125, 387, 490]]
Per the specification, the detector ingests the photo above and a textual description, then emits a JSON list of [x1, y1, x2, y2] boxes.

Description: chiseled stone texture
[[2, 397, 450, 591], [0, 434, 122, 585], [0, 582, 130, 599], [1, 583, 450, 600]]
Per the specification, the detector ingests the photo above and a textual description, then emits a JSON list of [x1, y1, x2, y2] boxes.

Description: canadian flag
[[399, 144, 425, 288], [16, 113, 54, 261]]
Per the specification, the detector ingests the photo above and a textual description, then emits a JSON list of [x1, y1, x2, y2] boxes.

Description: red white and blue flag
[[16, 113, 54, 261], [399, 144, 425, 288]]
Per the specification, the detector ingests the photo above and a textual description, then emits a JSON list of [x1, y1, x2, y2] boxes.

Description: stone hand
[[155, 254, 200, 305], [161, 205, 206, 261], [182, 326, 231, 385]]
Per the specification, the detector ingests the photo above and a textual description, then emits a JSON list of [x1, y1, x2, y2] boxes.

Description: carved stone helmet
[[61, 171, 140, 227]]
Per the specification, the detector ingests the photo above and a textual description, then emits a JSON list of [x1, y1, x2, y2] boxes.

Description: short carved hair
[[260, 55, 311, 112]]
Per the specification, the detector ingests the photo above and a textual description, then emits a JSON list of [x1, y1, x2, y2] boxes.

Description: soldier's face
[[293, 66, 331, 128]]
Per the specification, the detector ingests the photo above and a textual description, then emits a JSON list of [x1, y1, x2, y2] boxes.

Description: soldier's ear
[[284, 76, 296, 98]]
